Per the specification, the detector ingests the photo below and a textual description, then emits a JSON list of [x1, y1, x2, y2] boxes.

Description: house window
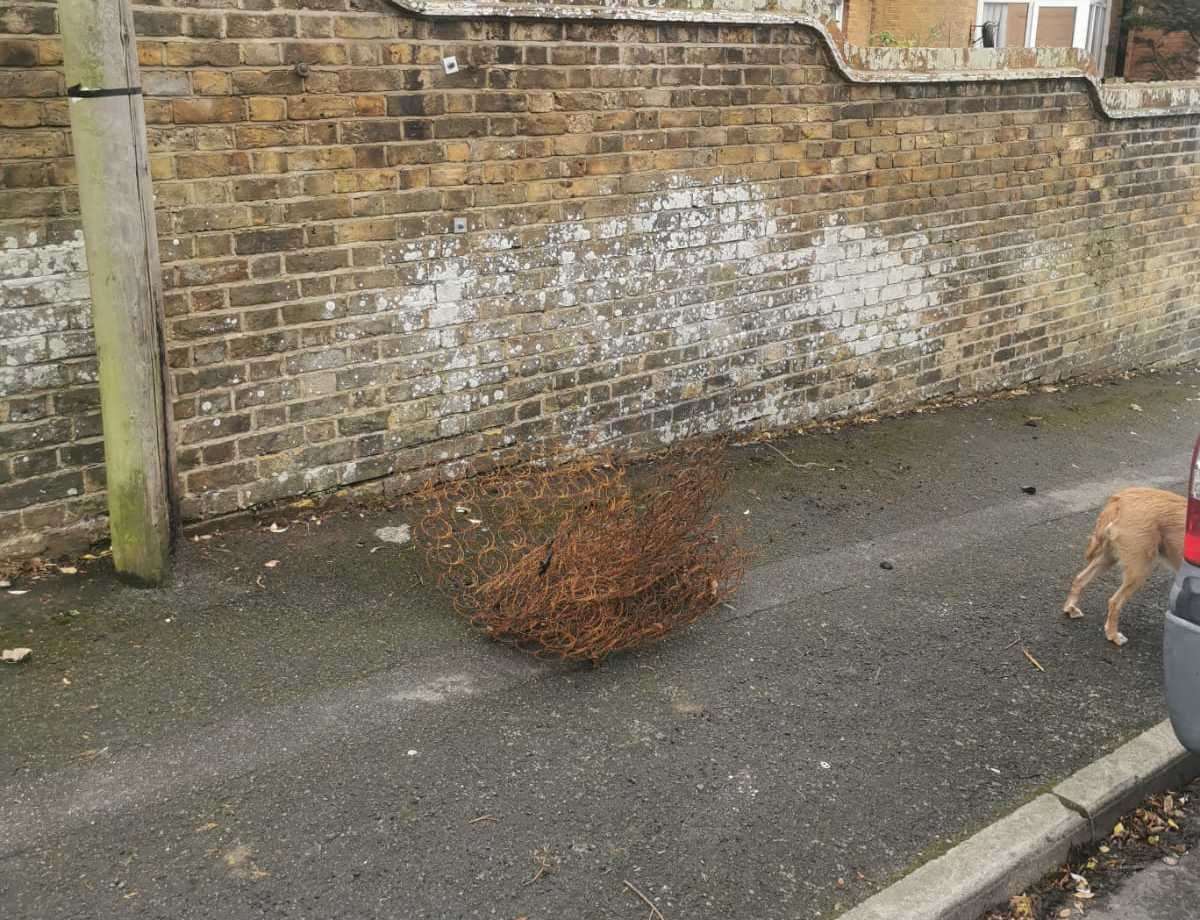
[[1035, 6, 1078, 47], [977, 0, 1111, 70], [831, 0, 845, 28], [1085, 0, 1110, 63], [982, 3, 1031, 48]]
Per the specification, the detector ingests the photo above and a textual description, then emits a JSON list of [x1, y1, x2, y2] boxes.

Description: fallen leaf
[[268, 523, 288, 533], [58, 565, 78, 575], [2, 648, 32, 664], [1112, 821, 1125, 837], [221, 844, 269, 880], [1009, 894, 1035, 919], [7, 589, 28, 595], [290, 498, 315, 509], [1148, 834, 1160, 845], [263, 560, 280, 568], [1130, 403, 1143, 412]]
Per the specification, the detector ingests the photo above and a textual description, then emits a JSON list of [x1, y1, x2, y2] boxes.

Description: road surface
[[3, 369, 1198, 919]]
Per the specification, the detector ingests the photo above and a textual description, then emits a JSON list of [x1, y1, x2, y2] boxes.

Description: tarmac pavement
[[1079, 850, 1200, 920], [3, 368, 1200, 919]]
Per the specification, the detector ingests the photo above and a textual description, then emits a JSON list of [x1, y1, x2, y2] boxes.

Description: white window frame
[[976, 0, 1110, 71]]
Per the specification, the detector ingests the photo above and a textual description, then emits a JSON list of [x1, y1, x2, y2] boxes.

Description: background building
[[836, 0, 1197, 79]]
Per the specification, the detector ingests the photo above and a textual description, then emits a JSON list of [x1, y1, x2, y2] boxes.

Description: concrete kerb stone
[[837, 795, 1089, 920], [837, 720, 1200, 920], [1052, 721, 1200, 844]]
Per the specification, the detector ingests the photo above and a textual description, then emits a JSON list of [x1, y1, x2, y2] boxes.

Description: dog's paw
[[1107, 631, 1129, 647], [1063, 604, 1085, 619]]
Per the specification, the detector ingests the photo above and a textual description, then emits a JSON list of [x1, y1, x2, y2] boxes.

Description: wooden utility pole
[[60, 0, 174, 584]]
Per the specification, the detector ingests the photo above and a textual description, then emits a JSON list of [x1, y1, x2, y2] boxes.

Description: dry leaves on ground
[[982, 787, 1195, 920]]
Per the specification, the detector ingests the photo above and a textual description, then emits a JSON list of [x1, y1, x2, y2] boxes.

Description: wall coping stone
[[390, 0, 1200, 120]]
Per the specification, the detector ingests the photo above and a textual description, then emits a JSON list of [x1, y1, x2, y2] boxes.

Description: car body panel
[[1166, 562, 1200, 753]]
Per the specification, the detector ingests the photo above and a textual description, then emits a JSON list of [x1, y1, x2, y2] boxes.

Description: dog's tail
[[1085, 495, 1120, 561]]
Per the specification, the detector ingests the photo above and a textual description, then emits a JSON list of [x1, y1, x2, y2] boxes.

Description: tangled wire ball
[[415, 440, 745, 664]]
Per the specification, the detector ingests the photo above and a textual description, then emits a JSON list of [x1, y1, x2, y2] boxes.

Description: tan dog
[[1063, 487, 1186, 646]]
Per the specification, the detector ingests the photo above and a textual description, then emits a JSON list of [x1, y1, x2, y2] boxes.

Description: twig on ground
[[1003, 635, 1023, 650], [763, 442, 822, 469], [623, 879, 666, 920], [1022, 647, 1046, 672], [468, 814, 497, 824], [524, 847, 558, 886]]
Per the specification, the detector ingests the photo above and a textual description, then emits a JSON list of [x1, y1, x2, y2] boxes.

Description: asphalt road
[[1084, 850, 1200, 920], [3, 369, 1199, 919]]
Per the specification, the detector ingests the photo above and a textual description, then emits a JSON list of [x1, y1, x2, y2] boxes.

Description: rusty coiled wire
[[414, 440, 745, 663]]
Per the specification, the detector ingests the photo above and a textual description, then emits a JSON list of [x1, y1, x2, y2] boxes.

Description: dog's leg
[[1104, 560, 1150, 647], [1063, 555, 1112, 619]]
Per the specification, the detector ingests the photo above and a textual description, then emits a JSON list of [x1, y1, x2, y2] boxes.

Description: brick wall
[[840, 0, 873, 47], [849, 0, 976, 47], [0, 228, 106, 557], [2, 1, 1200, 560], [1125, 29, 1200, 82]]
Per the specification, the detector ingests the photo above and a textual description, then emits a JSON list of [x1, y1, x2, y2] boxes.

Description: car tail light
[[1187, 435, 1200, 565]]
